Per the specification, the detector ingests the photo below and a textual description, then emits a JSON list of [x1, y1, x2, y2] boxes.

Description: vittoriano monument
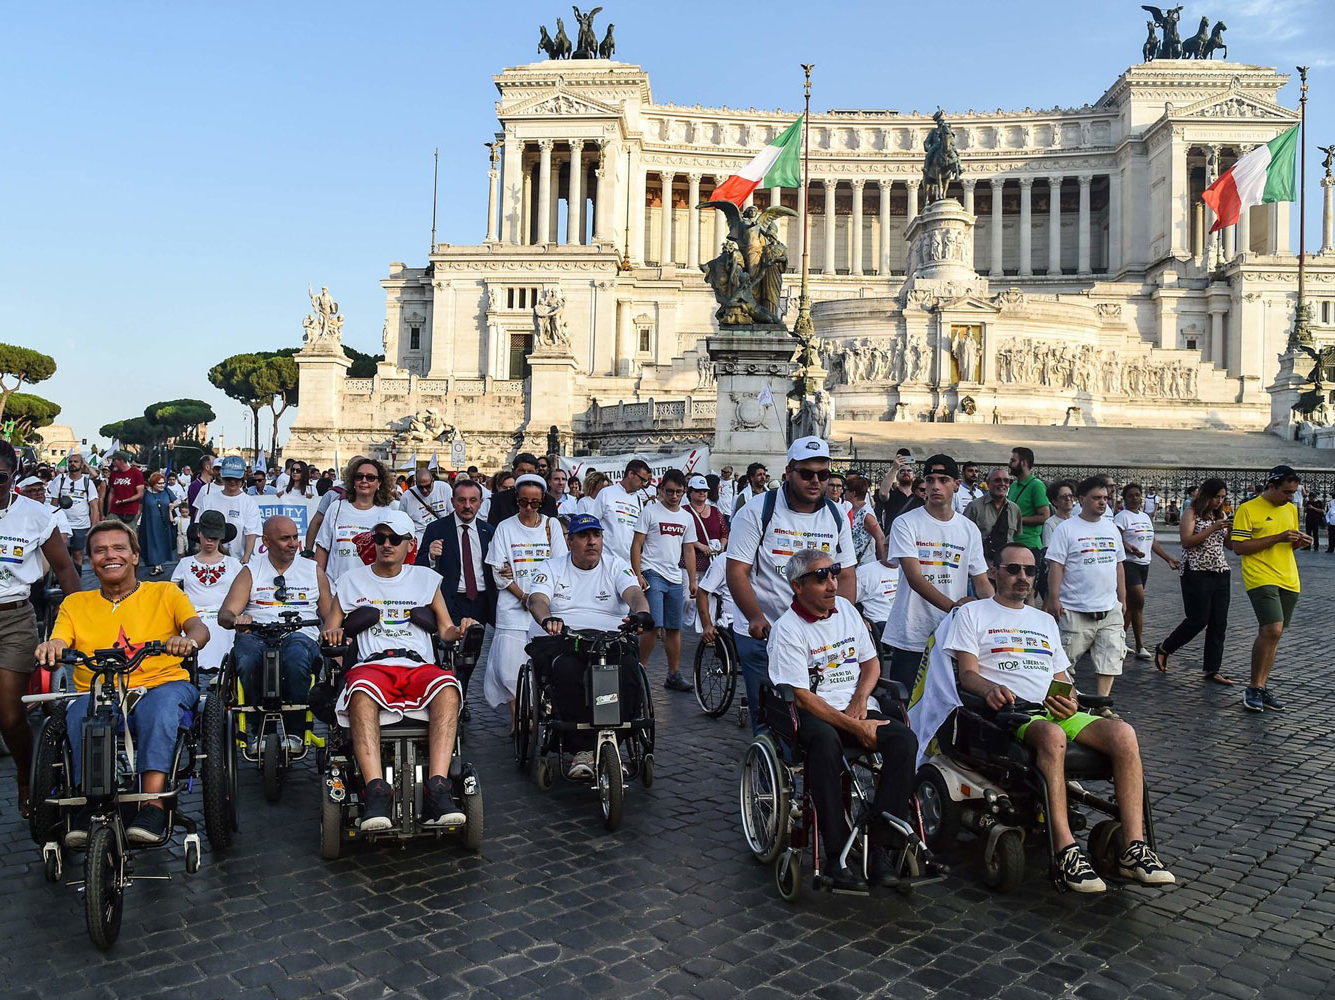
[[698, 201, 796, 327]]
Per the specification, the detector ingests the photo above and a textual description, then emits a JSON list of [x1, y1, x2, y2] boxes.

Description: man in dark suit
[[487, 452, 559, 524], [417, 479, 496, 719]]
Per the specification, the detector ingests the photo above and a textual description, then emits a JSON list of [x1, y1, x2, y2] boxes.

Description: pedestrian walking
[[1303, 492, 1324, 551], [1156, 478, 1233, 684], [1114, 483, 1179, 661], [138, 471, 176, 576]]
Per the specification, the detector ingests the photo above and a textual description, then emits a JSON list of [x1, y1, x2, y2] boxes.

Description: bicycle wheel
[[693, 633, 737, 717]]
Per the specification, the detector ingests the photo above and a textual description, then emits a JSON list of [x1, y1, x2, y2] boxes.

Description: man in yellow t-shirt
[[1230, 465, 1311, 714], [35, 520, 209, 846]]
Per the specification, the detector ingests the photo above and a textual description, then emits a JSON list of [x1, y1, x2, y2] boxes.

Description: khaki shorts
[[0, 602, 39, 674], [1059, 606, 1126, 677]]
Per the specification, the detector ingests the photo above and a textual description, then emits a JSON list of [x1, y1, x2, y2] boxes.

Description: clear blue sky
[[2, 0, 1331, 453]]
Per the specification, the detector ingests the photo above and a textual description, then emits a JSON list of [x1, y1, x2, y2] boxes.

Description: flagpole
[[430, 148, 439, 255], [1293, 66, 1311, 346], [793, 64, 815, 339]]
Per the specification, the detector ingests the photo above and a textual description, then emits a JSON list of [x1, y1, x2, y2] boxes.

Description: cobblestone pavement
[[3, 543, 1335, 999]]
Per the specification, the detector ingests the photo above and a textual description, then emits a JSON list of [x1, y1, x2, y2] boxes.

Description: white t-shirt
[[767, 596, 878, 713], [953, 482, 986, 515], [527, 553, 637, 636], [717, 478, 736, 514], [337, 563, 443, 667], [486, 514, 569, 630], [882, 506, 987, 652], [1045, 516, 1126, 612], [856, 560, 899, 623], [52, 509, 73, 538], [697, 556, 740, 628], [1113, 509, 1155, 566], [944, 598, 1072, 706], [727, 489, 857, 624], [1143, 493, 1160, 516], [242, 554, 322, 644], [50, 473, 96, 530], [594, 483, 644, 563], [315, 500, 398, 584], [194, 489, 263, 549], [0, 496, 58, 600], [399, 481, 453, 542], [171, 554, 243, 671], [555, 494, 580, 518], [633, 502, 698, 584]]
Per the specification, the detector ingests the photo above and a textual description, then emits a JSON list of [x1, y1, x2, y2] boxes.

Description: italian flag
[[707, 116, 804, 205], [1201, 124, 1298, 233]]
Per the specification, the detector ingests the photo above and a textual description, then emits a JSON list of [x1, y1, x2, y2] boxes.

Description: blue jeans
[[233, 632, 321, 733], [66, 680, 198, 786], [644, 569, 685, 630], [731, 626, 771, 736]]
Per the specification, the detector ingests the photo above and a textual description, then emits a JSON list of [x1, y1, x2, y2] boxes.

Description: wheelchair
[[913, 689, 1159, 893], [23, 643, 213, 950], [739, 679, 943, 903], [692, 623, 747, 728], [200, 611, 322, 832], [313, 608, 485, 860], [513, 622, 655, 832]]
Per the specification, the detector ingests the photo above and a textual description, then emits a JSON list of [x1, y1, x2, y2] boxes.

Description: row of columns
[[988, 175, 1095, 278]]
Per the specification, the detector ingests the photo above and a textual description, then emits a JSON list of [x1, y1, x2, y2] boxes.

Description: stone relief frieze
[[994, 338, 1199, 398]]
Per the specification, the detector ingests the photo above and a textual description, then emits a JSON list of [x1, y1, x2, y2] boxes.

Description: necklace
[[100, 580, 140, 611]]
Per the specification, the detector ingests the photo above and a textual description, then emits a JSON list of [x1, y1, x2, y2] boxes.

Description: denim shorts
[[643, 569, 685, 630], [68, 528, 89, 554]]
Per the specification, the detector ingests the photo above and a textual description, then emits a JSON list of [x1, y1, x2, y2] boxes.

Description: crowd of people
[[1, 435, 1317, 895]]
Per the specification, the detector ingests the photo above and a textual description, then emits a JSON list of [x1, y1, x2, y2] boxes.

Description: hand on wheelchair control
[[626, 610, 655, 634], [322, 627, 344, 647], [233, 613, 255, 630], [542, 616, 565, 636], [747, 616, 770, 641], [984, 683, 1017, 711], [34, 639, 67, 669]]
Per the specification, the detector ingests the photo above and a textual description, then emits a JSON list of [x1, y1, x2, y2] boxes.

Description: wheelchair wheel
[[598, 745, 624, 832], [28, 714, 66, 846], [460, 782, 484, 851], [775, 849, 802, 903], [262, 733, 281, 802], [1088, 820, 1125, 879], [739, 735, 789, 864], [320, 791, 342, 860], [85, 826, 124, 950], [640, 753, 654, 789], [535, 757, 555, 791], [201, 692, 237, 852], [982, 829, 1025, 893], [513, 664, 532, 771], [693, 634, 737, 717], [914, 767, 961, 852]]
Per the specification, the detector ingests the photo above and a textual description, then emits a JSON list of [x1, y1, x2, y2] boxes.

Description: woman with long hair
[[1156, 478, 1234, 684], [845, 475, 888, 564], [278, 460, 316, 500], [576, 470, 608, 516], [314, 457, 397, 583]]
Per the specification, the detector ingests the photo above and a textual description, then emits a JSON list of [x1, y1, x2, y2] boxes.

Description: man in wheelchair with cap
[[320, 509, 474, 831], [526, 512, 654, 778]]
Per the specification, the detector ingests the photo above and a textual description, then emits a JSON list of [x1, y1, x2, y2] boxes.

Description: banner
[[253, 495, 317, 556], [561, 446, 710, 487]]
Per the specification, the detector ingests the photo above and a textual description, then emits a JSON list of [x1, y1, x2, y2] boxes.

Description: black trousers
[[1161, 570, 1230, 676], [1328, 526, 1335, 554], [442, 591, 490, 697], [796, 708, 917, 864], [1304, 516, 1322, 550], [541, 650, 644, 752]]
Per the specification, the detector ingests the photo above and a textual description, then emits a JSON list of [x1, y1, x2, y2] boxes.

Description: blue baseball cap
[[219, 455, 246, 479], [567, 513, 603, 535]]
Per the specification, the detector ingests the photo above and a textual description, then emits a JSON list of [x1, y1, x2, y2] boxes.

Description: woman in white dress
[[484, 474, 568, 730], [170, 510, 242, 671]]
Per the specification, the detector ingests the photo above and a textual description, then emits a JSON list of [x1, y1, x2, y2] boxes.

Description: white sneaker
[[1119, 840, 1176, 885], [568, 751, 594, 779], [1057, 843, 1107, 893], [1135, 647, 1153, 660]]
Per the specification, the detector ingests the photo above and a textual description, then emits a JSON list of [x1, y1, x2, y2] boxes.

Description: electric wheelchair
[[914, 690, 1160, 893], [514, 621, 656, 831], [739, 679, 943, 902], [312, 607, 485, 859], [24, 643, 216, 949]]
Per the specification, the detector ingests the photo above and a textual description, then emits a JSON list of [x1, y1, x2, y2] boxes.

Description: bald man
[[219, 516, 333, 749]]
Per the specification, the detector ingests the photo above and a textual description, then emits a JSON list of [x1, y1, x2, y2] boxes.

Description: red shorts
[[336, 661, 459, 724]]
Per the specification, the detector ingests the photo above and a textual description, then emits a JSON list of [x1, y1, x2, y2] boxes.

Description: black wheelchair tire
[[636, 661, 655, 756], [640, 753, 654, 789], [43, 845, 63, 883], [914, 768, 962, 852], [739, 735, 789, 864], [599, 747, 624, 832], [28, 714, 66, 846], [262, 732, 281, 802], [85, 825, 123, 951], [201, 692, 236, 852], [514, 664, 532, 771], [319, 791, 342, 860], [460, 782, 484, 851], [692, 633, 737, 718], [535, 757, 554, 791], [982, 830, 1025, 893], [1088, 819, 1125, 879], [775, 849, 802, 903]]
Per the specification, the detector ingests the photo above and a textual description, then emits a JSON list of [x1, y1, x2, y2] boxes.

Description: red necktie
[[461, 524, 479, 601]]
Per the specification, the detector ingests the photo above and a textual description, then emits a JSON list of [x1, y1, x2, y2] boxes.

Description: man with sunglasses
[[767, 547, 919, 893], [219, 515, 331, 750], [882, 454, 991, 689], [947, 542, 1175, 891], [593, 459, 653, 563], [728, 437, 856, 733]]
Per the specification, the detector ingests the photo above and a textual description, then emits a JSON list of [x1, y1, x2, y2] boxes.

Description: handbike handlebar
[[58, 641, 167, 678]]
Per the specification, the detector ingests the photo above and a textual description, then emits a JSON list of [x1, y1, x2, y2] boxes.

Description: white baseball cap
[[688, 475, 709, 491], [373, 509, 416, 539], [786, 436, 830, 462], [17, 476, 44, 491]]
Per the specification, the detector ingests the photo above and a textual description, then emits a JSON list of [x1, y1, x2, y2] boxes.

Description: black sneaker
[[867, 846, 902, 888], [64, 805, 93, 847], [830, 865, 869, 894], [126, 804, 168, 844], [664, 672, 693, 693], [360, 778, 394, 832], [421, 775, 466, 828], [1118, 839, 1176, 885], [1259, 687, 1285, 711], [1057, 842, 1107, 893], [1242, 687, 1265, 712]]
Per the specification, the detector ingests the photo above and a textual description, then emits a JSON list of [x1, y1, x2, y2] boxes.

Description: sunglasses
[[372, 531, 409, 546], [273, 573, 289, 604], [517, 497, 544, 509], [999, 563, 1038, 578], [354, 472, 380, 482], [793, 467, 832, 482], [798, 563, 842, 583]]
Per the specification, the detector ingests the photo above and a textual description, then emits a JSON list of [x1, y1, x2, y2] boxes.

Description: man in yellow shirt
[[1230, 465, 1311, 713], [36, 520, 209, 845]]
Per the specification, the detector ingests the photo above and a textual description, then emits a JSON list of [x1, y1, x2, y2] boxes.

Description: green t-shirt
[[1008, 473, 1049, 549]]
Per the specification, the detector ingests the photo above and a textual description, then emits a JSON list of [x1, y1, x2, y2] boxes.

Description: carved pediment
[[503, 87, 622, 120], [937, 294, 1002, 313], [1173, 83, 1296, 123]]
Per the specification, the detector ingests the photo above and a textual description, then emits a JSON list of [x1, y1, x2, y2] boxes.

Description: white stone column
[[1170, 136, 1191, 258], [1018, 177, 1034, 277], [1108, 168, 1123, 273], [823, 179, 837, 274], [1223, 224, 1235, 261], [485, 164, 499, 243], [659, 172, 675, 266], [1237, 205, 1251, 258], [1323, 175, 1335, 253], [878, 179, 892, 275], [850, 179, 865, 276], [1047, 175, 1062, 276], [629, 149, 646, 263], [1077, 173, 1092, 275], [536, 139, 554, 246], [1193, 202, 1205, 262], [990, 178, 1005, 278], [1208, 303, 1227, 369], [499, 130, 522, 244], [594, 140, 612, 242], [566, 140, 585, 245], [962, 179, 976, 216], [687, 172, 702, 269], [905, 180, 920, 230]]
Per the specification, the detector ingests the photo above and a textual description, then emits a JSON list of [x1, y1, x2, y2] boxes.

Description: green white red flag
[[1201, 124, 1298, 233], [708, 116, 804, 205]]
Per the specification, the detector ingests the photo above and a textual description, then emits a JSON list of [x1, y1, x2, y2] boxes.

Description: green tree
[[208, 353, 267, 458], [251, 353, 300, 458], [98, 416, 155, 460], [0, 344, 57, 424], [4, 391, 61, 443], [144, 398, 216, 467], [343, 346, 384, 379]]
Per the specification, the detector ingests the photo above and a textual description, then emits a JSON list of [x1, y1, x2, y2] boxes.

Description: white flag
[[757, 384, 774, 407], [333, 447, 341, 477], [428, 450, 439, 471], [255, 449, 267, 474], [410, 450, 419, 470]]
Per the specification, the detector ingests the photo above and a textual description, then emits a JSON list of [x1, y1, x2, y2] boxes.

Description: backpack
[[757, 488, 847, 557]]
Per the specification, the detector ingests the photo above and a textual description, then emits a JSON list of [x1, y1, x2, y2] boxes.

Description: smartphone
[[1046, 679, 1073, 701]]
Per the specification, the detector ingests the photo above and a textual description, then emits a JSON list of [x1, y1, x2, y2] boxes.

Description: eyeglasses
[[354, 472, 380, 482], [372, 531, 409, 546], [999, 563, 1038, 578], [273, 573, 289, 604], [661, 487, 685, 497], [798, 564, 842, 583], [517, 496, 544, 509], [792, 467, 832, 482], [1056, 493, 1075, 501]]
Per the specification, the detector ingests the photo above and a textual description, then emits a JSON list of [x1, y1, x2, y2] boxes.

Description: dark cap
[[922, 454, 960, 479], [1267, 464, 1299, 483], [197, 509, 238, 543]]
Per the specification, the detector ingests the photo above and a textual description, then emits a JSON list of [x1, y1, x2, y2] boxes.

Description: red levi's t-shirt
[[109, 466, 146, 516]]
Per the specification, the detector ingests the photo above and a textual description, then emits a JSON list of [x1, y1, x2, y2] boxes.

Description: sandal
[[1153, 644, 1169, 673], [1204, 673, 1235, 686]]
